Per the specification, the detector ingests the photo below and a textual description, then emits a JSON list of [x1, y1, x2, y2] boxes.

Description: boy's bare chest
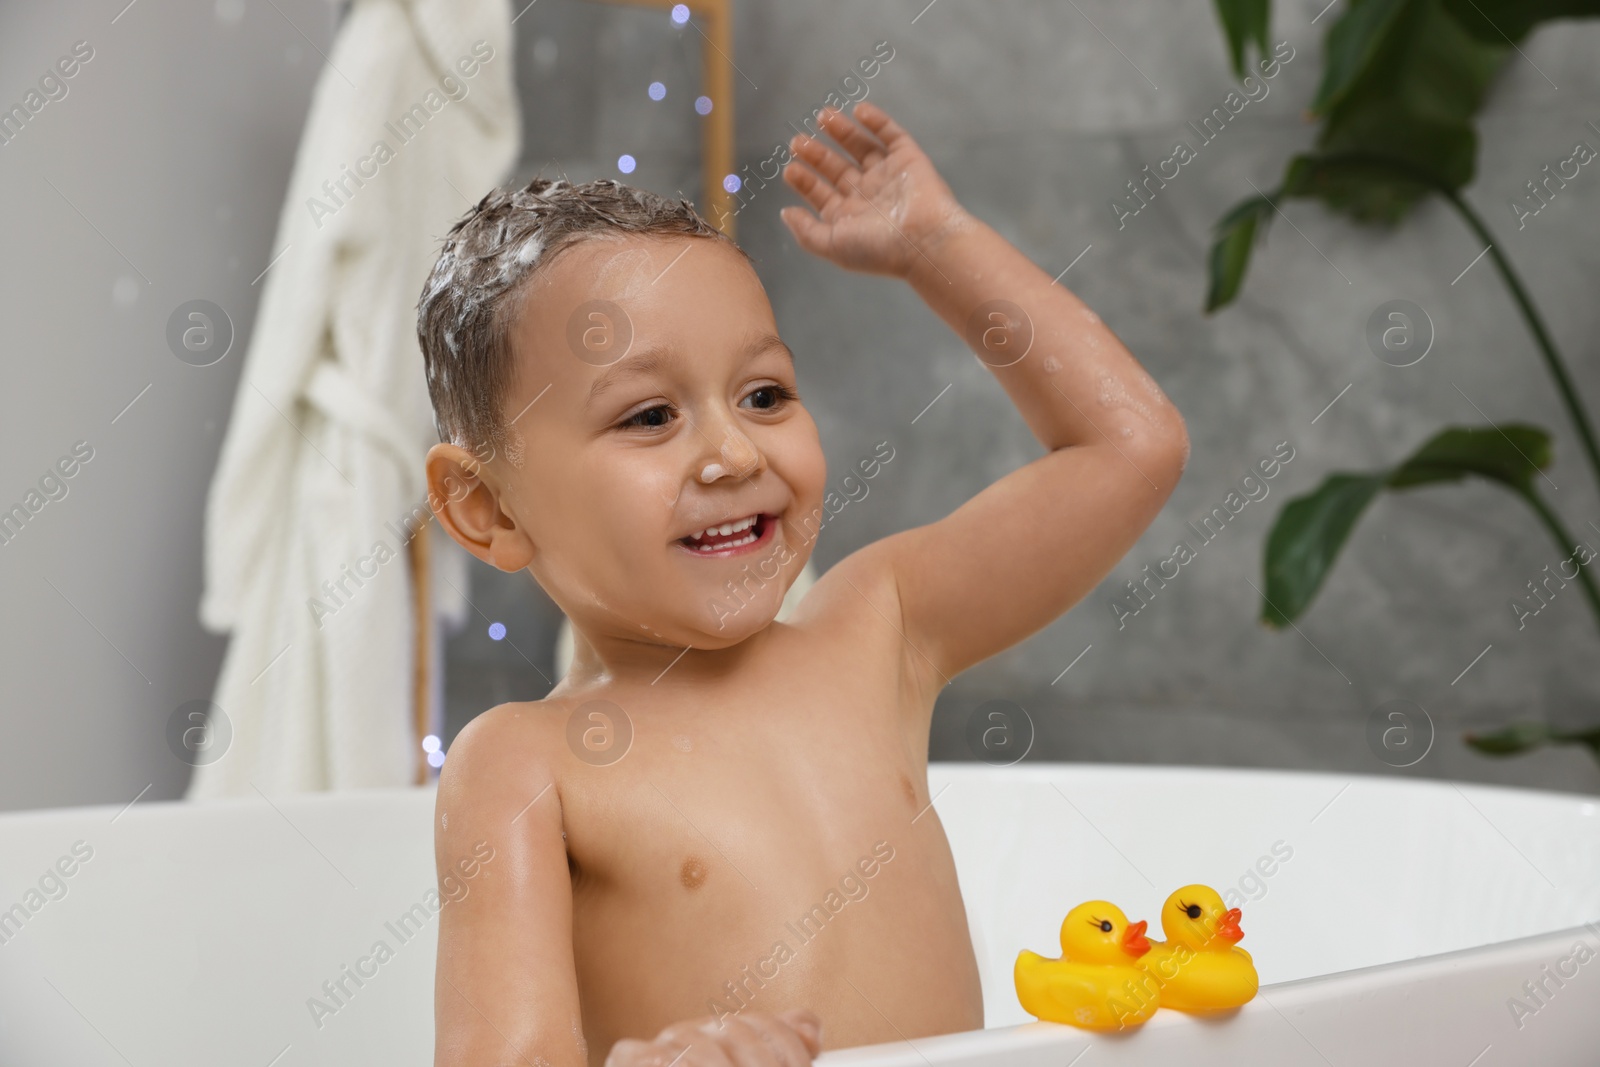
[[559, 682, 929, 901], [547, 641, 983, 1050]]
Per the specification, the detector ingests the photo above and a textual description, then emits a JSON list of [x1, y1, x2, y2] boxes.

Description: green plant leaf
[[1204, 194, 1275, 313], [1212, 0, 1271, 77], [1260, 424, 1553, 627], [1311, 0, 1412, 116], [1261, 474, 1386, 627], [1278, 151, 1449, 225], [1464, 721, 1555, 755], [1441, 0, 1600, 42], [1313, 120, 1479, 222], [1387, 424, 1552, 491], [1203, 0, 1600, 302], [1309, 0, 1506, 220], [1465, 720, 1600, 760]]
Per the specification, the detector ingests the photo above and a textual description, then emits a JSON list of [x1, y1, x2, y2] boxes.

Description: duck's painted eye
[[1099, 920, 1113, 932], [1185, 903, 1202, 920]]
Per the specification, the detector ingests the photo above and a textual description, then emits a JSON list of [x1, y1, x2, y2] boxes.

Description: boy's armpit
[[786, 541, 942, 709]]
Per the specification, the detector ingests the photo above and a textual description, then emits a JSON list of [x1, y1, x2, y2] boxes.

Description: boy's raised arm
[[433, 712, 587, 1067], [783, 103, 1188, 683]]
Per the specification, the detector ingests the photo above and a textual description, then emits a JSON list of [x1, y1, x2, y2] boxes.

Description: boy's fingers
[[791, 133, 858, 188], [782, 157, 827, 205], [817, 107, 887, 169], [851, 100, 912, 149], [781, 163, 833, 217], [607, 1036, 721, 1067], [739, 1013, 815, 1066], [603, 1037, 645, 1065], [779, 206, 830, 259], [690, 1043, 741, 1067], [714, 1016, 790, 1067], [658, 1031, 737, 1067], [777, 1008, 823, 1055]]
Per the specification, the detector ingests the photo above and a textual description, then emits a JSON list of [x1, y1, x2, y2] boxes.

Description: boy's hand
[[605, 1008, 823, 1067], [781, 101, 966, 279]]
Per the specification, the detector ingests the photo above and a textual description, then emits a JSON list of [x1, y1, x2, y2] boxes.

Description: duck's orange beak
[[1122, 919, 1150, 957], [1217, 908, 1243, 943]]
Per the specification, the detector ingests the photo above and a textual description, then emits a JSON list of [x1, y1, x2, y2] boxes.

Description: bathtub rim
[[816, 920, 1600, 1064]]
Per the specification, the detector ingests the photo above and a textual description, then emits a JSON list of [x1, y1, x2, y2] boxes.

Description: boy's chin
[[689, 596, 784, 646]]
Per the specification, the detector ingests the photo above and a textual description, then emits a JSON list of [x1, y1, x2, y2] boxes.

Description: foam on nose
[[699, 462, 727, 483]]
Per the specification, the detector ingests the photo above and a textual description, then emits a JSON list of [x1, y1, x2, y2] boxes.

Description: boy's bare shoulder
[[784, 539, 932, 682], [787, 536, 905, 633], [436, 698, 571, 815]]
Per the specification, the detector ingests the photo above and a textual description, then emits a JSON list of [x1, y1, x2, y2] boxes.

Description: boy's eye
[[742, 384, 797, 411], [621, 404, 674, 429]]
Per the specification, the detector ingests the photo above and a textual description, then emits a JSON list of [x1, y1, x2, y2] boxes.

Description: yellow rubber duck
[[1014, 900, 1158, 1031], [1136, 884, 1258, 1013]]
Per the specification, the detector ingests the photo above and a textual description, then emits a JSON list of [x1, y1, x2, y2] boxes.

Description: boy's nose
[[698, 426, 763, 484]]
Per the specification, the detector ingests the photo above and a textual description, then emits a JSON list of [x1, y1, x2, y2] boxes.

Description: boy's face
[[490, 234, 826, 649]]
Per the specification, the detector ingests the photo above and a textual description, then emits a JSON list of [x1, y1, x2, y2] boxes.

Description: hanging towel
[[192, 0, 521, 798]]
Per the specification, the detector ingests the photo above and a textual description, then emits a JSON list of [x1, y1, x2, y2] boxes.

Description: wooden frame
[[587, 0, 738, 236]]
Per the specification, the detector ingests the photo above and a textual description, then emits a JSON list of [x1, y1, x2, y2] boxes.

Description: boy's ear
[[426, 442, 535, 572]]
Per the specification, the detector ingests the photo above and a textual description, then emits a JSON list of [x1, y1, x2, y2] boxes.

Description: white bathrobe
[[193, 0, 521, 798]]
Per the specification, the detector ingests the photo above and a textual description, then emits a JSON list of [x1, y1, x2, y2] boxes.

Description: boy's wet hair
[[416, 176, 748, 452]]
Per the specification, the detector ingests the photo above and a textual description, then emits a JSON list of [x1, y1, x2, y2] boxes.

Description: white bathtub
[[0, 764, 1595, 1065]]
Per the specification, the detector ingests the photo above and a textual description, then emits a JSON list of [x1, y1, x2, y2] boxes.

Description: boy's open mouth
[[676, 513, 775, 557]]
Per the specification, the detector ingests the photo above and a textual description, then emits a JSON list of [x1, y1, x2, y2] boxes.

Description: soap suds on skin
[[884, 172, 913, 228], [504, 428, 526, 469], [1096, 371, 1157, 423], [1140, 374, 1172, 407]]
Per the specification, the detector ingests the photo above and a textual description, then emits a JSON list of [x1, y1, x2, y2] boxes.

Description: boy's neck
[[557, 618, 777, 694]]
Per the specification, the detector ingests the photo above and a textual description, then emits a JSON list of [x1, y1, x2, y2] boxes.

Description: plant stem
[[1296, 152, 1600, 501], [1440, 190, 1600, 502], [1516, 484, 1600, 638]]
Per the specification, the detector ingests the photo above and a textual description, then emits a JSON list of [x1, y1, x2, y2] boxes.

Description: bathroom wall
[[0, 0, 338, 810], [2, 0, 1596, 812]]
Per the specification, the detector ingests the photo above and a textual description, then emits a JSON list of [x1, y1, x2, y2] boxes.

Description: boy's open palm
[[781, 101, 964, 278], [605, 1008, 823, 1067]]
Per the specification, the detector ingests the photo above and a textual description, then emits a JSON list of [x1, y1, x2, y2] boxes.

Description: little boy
[[419, 101, 1187, 1066]]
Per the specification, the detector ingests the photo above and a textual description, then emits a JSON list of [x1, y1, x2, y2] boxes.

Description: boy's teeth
[[692, 529, 757, 551], [689, 515, 757, 542]]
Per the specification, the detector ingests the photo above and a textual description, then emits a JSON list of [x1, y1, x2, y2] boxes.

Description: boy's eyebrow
[[749, 333, 795, 364], [584, 333, 793, 409], [585, 346, 674, 409]]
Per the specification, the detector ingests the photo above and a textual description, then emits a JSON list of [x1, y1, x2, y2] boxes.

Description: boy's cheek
[[771, 413, 830, 520]]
